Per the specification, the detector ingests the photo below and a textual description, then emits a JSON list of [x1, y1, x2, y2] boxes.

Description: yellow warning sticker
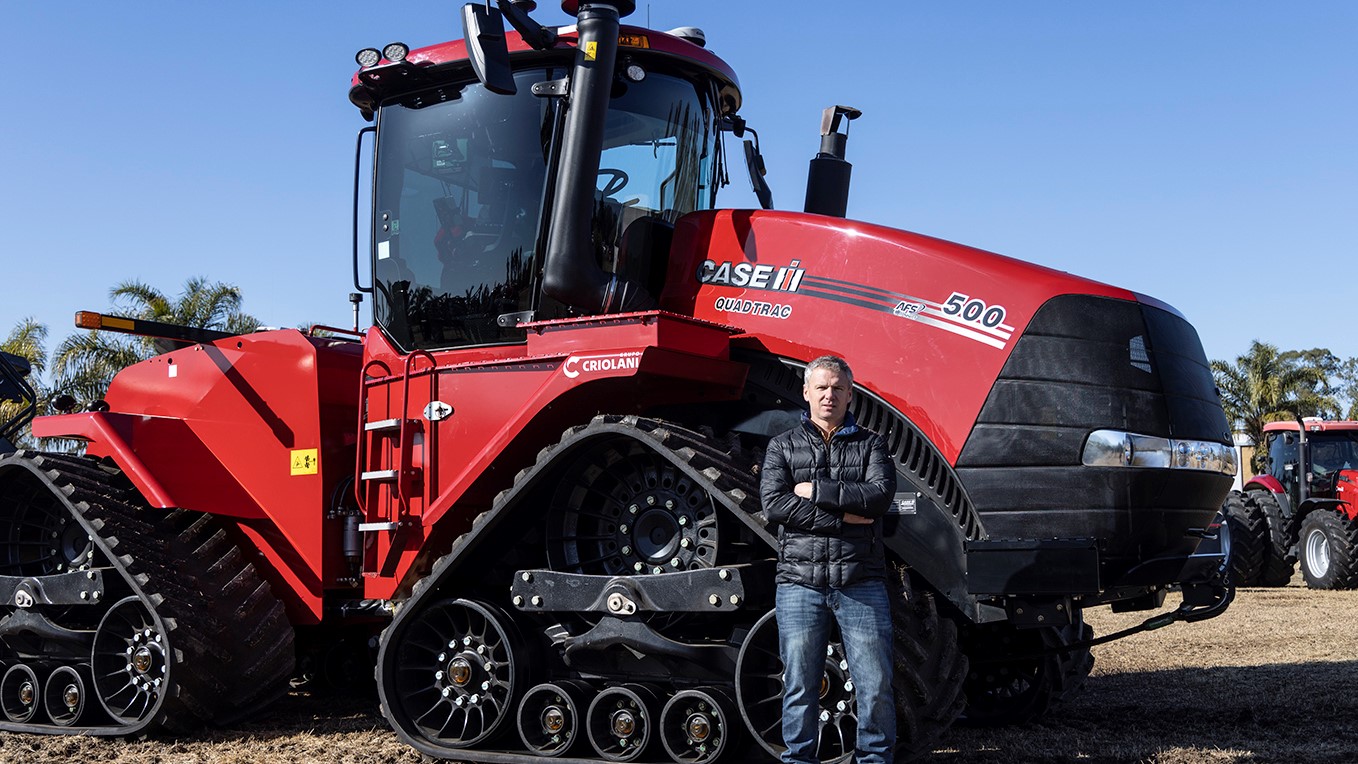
[[290, 449, 319, 476], [584, 41, 598, 61]]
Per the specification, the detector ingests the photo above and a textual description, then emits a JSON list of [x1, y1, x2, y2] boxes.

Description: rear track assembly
[[0, 451, 294, 735]]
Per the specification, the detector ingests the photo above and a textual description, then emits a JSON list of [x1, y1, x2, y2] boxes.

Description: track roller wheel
[[91, 596, 168, 724], [42, 665, 91, 727], [586, 683, 661, 762], [389, 599, 523, 748], [660, 687, 740, 764], [516, 680, 591, 757], [1, 663, 42, 723], [735, 609, 854, 763]]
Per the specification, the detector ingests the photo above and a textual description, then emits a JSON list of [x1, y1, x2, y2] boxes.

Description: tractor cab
[[349, 2, 742, 353], [1262, 421, 1358, 508]]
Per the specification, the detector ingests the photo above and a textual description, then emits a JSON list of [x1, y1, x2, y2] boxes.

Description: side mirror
[[743, 139, 774, 210], [462, 3, 516, 95]]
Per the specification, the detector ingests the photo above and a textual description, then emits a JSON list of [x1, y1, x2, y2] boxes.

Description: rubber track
[[0, 451, 294, 735], [377, 415, 776, 762]]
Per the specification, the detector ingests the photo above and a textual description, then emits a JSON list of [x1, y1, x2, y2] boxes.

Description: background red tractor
[[0, 1, 1236, 761], [1225, 419, 1358, 589]]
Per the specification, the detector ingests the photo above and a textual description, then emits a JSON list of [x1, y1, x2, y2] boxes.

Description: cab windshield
[[372, 65, 718, 351]]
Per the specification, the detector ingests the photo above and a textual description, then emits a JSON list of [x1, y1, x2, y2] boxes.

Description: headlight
[[1082, 430, 1237, 476]]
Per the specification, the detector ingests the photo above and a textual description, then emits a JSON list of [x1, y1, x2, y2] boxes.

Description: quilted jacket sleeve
[[761, 433, 841, 534], [812, 433, 896, 519]]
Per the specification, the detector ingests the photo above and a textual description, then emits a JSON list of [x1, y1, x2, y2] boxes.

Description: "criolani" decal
[[563, 352, 642, 378]]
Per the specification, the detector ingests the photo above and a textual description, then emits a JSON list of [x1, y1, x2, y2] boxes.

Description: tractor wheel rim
[[1306, 527, 1331, 577]]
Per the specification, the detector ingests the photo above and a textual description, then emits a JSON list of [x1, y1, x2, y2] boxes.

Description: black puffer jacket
[[760, 412, 896, 588]]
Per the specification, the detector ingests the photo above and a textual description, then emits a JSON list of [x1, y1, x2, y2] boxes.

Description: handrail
[[395, 350, 438, 519]]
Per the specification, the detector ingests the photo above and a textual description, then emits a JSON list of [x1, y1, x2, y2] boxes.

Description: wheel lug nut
[[621, 546, 632, 555], [629, 504, 639, 514], [820, 710, 831, 722], [512, 595, 524, 606], [670, 558, 681, 567], [665, 499, 675, 509], [619, 525, 629, 534], [680, 539, 691, 549], [634, 562, 645, 572], [839, 660, 849, 670], [652, 566, 663, 574], [718, 569, 730, 580], [678, 516, 688, 526], [647, 495, 656, 506], [531, 595, 543, 606]]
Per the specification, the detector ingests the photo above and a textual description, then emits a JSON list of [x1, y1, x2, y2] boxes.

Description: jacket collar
[[800, 410, 860, 440]]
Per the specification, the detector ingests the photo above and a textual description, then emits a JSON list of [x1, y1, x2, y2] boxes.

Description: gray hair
[[804, 355, 853, 385]]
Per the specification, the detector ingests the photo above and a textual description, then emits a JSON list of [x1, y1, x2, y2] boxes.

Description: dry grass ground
[[0, 580, 1351, 763]]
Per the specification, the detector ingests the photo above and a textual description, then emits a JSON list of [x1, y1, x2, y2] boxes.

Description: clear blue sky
[[3, 2, 1355, 366]]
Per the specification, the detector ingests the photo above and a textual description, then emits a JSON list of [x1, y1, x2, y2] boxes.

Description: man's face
[[803, 367, 852, 429]]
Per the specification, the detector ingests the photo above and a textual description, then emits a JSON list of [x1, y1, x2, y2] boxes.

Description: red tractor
[[1, 2, 1236, 760], [1225, 419, 1358, 589]]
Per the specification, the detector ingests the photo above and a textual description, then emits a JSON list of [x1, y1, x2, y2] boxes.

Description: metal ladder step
[[360, 469, 400, 482]]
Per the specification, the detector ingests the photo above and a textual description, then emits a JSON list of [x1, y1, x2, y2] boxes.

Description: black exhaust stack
[[540, 0, 655, 314], [803, 105, 862, 218]]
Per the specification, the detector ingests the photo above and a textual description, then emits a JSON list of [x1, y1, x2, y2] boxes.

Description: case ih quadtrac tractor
[[1225, 419, 1358, 590], [1, 2, 1236, 760]]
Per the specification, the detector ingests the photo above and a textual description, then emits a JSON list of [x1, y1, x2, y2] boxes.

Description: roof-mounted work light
[[382, 42, 410, 63], [355, 48, 382, 68]]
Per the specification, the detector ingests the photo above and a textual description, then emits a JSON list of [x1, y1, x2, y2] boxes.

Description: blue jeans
[[777, 580, 895, 764]]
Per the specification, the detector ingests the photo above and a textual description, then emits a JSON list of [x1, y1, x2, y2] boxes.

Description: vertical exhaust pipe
[[803, 105, 862, 218], [540, 0, 655, 313]]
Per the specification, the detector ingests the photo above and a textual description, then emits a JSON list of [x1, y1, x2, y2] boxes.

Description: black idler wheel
[[735, 609, 855, 763], [91, 596, 169, 724], [389, 599, 524, 748]]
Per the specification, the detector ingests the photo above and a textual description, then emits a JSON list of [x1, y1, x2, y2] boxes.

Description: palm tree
[[1, 318, 49, 449], [1212, 341, 1339, 471], [52, 278, 259, 403]]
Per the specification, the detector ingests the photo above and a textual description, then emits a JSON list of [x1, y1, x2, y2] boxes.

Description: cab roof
[[349, 24, 741, 120]]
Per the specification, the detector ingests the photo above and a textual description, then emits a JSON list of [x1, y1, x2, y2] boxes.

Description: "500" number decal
[[942, 292, 1006, 328]]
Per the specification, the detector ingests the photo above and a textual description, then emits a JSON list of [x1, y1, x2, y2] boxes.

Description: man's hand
[[794, 482, 813, 499], [843, 512, 873, 525]]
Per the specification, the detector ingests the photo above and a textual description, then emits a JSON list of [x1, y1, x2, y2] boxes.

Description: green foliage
[[1, 318, 50, 449], [1211, 341, 1343, 472]]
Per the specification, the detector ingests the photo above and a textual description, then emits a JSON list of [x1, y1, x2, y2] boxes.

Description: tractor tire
[[1298, 510, 1358, 590], [959, 615, 1094, 726], [1222, 490, 1266, 586], [1248, 491, 1297, 586]]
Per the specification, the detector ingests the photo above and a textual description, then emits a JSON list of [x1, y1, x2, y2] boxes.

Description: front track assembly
[[376, 415, 967, 763], [0, 451, 294, 735]]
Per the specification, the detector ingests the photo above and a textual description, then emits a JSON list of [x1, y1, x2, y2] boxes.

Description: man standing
[[760, 355, 897, 764]]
